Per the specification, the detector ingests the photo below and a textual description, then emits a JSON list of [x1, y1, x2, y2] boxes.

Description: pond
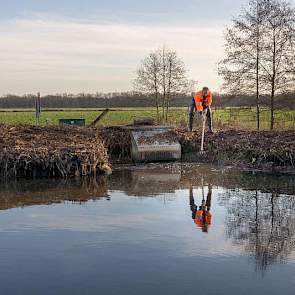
[[0, 164, 295, 295]]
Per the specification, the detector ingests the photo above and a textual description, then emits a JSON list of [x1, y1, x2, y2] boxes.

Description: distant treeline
[[0, 92, 294, 109]]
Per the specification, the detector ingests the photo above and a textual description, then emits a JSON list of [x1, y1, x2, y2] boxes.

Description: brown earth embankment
[[176, 129, 295, 172], [0, 124, 294, 179], [0, 124, 110, 179], [100, 127, 295, 173]]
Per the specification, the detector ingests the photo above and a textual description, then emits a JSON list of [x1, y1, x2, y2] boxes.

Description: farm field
[[0, 107, 294, 130]]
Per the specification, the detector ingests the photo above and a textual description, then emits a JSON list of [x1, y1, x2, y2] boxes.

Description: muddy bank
[[100, 127, 295, 173], [0, 124, 294, 179], [0, 124, 110, 179], [176, 128, 295, 172]]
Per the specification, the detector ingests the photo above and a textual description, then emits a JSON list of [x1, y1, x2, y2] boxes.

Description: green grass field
[[0, 107, 294, 130]]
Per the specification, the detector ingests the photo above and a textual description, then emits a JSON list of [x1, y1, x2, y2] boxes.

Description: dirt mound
[[0, 124, 110, 178], [1, 124, 294, 178], [175, 128, 295, 171], [97, 126, 295, 171]]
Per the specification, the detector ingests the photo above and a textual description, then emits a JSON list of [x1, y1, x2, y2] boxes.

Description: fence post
[[35, 92, 41, 124]]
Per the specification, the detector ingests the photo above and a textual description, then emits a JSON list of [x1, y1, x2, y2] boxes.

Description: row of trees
[[219, 0, 295, 130], [134, 47, 195, 122], [0, 93, 194, 109], [2, 92, 295, 109]]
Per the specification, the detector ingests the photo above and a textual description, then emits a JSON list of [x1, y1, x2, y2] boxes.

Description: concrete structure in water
[[126, 126, 182, 162]]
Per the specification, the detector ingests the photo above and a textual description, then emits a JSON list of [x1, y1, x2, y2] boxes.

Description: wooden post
[[35, 92, 41, 124], [88, 109, 110, 127]]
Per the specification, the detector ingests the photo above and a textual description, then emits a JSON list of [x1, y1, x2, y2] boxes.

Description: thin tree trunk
[[270, 84, 275, 130], [162, 94, 165, 121], [155, 92, 159, 123], [271, 30, 276, 130], [256, 41, 260, 131], [162, 47, 166, 120], [165, 83, 170, 122], [165, 94, 170, 122], [256, 73, 260, 130], [256, 0, 260, 131], [165, 58, 173, 122], [154, 72, 160, 123]]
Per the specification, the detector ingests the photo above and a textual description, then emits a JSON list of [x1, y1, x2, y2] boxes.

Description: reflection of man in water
[[189, 184, 212, 233]]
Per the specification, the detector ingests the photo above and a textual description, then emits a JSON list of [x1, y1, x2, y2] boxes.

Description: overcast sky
[[0, 0, 268, 95]]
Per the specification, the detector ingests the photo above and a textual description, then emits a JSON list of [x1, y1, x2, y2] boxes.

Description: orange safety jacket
[[194, 90, 213, 111], [195, 210, 212, 227]]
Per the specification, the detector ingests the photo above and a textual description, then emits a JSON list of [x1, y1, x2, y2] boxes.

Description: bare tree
[[160, 47, 167, 119], [164, 48, 188, 121], [219, 0, 295, 130], [219, 0, 267, 130], [135, 46, 189, 122], [260, 0, 295, 129], [134, 52, 161, 121]]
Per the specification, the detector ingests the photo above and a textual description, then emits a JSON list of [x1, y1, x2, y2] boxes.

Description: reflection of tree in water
[[220, 191, 295, 273]]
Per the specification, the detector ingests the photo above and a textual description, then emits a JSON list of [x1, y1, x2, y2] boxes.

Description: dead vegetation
[[98, 126, 294, 171], [137, 131, 175, 145], [98, 126, 132, 161], [0, 124, 294, 179], [0, 124, 110, 179], [175, 128, 295, 171]]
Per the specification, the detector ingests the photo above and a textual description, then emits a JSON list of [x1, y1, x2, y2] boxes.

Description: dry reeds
[[175, 128, 295, 171], [98, 126, 132, 161], [0, 124, 111, 179]]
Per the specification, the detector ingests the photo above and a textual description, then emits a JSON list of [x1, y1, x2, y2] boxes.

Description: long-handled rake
[[187, 104, 207, 154], [200, 112, 206, 155]]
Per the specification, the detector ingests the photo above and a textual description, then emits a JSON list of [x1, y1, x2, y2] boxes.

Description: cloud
[[0, 16, 224, 94]]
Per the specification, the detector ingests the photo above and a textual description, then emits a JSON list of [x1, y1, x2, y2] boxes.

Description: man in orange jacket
[[189, 184, 212, 233], [189, 86, 213, 133]]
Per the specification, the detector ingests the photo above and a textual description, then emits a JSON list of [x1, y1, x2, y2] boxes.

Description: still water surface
[[0, 164, 295, 295]]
